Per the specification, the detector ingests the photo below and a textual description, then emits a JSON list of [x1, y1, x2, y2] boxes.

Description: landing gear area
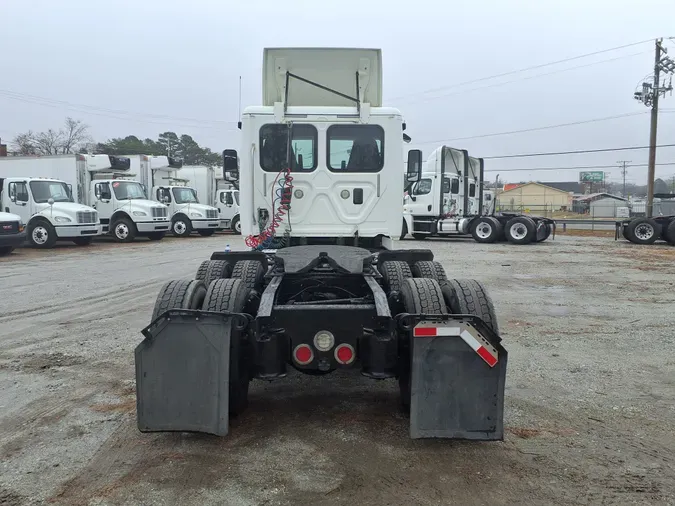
[[135, 246, 507, 440], [616, 216, 675, 246]]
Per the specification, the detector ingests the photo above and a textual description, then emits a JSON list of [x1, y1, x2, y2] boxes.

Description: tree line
[[9, 117, 221, 167]]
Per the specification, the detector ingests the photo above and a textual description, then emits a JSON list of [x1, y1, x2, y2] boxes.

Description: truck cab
[[153, 183, 220, 237], [216, 188, 240, 234], [0, 177, 101, 248], [0, 210, 25, 256]]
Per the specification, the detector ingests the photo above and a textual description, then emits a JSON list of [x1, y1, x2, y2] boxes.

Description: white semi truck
[[175, 165, 241, 233], [402, 146, 555, 244], [0, 155, 104, 248], [136, 47, 508, 442], [126, 156, 220, 237]]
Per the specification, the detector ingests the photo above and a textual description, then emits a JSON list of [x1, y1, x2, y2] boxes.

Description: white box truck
[[0, 154, 170, 243], [128, 156, 220, 237], [175, 165, 241, 233]]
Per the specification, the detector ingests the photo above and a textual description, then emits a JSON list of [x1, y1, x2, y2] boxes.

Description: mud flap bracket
[[135, 310, 249, 436], [399, 314, 507, 440]]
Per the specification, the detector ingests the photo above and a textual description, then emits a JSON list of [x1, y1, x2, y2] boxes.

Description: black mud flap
[[404, 315, 507, 440], [135, 310, 248, 436]]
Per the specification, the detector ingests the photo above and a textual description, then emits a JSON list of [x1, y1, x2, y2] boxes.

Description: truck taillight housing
[[334, 344, 355, 365], [293, 344, 313, 365]]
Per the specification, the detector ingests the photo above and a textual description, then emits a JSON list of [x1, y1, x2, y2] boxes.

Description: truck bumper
[[0, 231, 27, 248], [136, 221, 170, 233], [191, 219, 221, 230], [54, 224, 102, 238]]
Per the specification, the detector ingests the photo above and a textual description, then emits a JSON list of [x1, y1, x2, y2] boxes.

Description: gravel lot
[[1, 234, 674, 506]]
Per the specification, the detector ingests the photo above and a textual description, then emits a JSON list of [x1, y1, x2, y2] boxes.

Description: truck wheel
[[231, 260, 266, 291], [380, 260, 412, 294], [0, 246, 14, 256], [203, 260, 232, 287], [172, 216, 192, 237], [505, 216, 536, 245], [147, 232, 165, 241], [412, 233, 427, 240], [440, 279, 499, 334], [625, 218, 660, 245], [665, 220, 675, 246], [28, 220, 57, 249], [195, 260, 210, 281], [151, 279, 207, 322], [231, 216, 241, 235], [411, 260, 447, 282], [398, 278, 448, 410], [72, 237, 93, 246], [471, 217, 502, 243], [111, 217, 137, 243], [202, 279, 252, 416], [198, 230, 216, 237]]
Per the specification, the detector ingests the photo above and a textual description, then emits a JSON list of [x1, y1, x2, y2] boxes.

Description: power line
[[415, 111, 655, 146], [483, 162, 675, 172], [483, 143, 675, 159], [389, 39, 654, 102]]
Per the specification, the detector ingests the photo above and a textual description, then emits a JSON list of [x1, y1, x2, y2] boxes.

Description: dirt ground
[[1, 234, 674, 506]]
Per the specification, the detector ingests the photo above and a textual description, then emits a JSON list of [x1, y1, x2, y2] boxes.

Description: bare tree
[[11, 117, 92, 156]]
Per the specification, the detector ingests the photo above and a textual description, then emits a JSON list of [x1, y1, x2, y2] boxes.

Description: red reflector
[[413, 327, 437, 337], [294, 344, 313, 365], [334, 344, 355, 365], [476, 346, 498, 367]]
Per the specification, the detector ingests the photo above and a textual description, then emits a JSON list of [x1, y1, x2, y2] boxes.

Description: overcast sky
[[1, 0, 674, 185]]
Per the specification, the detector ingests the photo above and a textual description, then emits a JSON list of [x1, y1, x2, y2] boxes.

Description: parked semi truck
[[616, 193, 675, 245], [0, 156, 105, 248], [0, 210, 25, 256], [127, 156, 220, 237], [402, 146, 555, 244], [135, 47, 507, 440], [175, 165, 241, 233]]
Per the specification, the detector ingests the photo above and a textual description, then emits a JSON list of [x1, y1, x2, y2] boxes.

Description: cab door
[[5, 181, 31, 223]]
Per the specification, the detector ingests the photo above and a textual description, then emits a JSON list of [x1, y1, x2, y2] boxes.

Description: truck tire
[[195, 260, 210, 281], [172, 215, 192, 238], [202, 278, 252, 415], [147, 232, 165, 241], [471, 217, 502, 243], [203, 260, 232, 287], [27, 219, 57, 249], [231, 260, 266, 291], [412, 233, 427, 240], [625, 217, 660, 245], [111, 217, 137, 243], [440, 279, 499, 335], [198, 230, 216, 237], [665, 220, 675, 246], [380, 260, 413, 294], [151, 279, 207, 322], [231, 216, 241, 235], [72, 237, 93, 246], [411, 260, 447, 282], [505, 216, 536, 245], [0, 246, 14, 256], [398, 278, 448, 410]]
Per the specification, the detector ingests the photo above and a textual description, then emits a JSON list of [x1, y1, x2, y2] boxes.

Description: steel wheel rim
[[115, 223, 129, 239], [174, 221, 187, 234], [510, 223, 528, 240], [32, 226, 48, 245], [476, 222, 493, 239], [234, 221, 241, 233], [635, 224, 654, 240]]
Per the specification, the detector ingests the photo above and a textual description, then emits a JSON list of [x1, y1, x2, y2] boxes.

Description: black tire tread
[[400, 277, 448, 315], [625, 218, 660, 245], [505, 216, 536, 245], [231, 260, 265, 291], [151, 279, 206, 322], [666, 220, 675, 246], [203, 260, 231, 286], [195, 260, 210, 281], [441, 278, 499, 334], [381, 261, 413, 293], [411, 260, 447, 282]]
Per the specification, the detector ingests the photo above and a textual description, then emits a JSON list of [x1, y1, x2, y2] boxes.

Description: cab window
[[413, 179, 432, 195], [8, 182, 29, 202], [327, 125, 384, 172], [234, 191, 240, 206], [260, 124, 317, 172], [157, 188, 172, 203], [469, 183, 476, 197]]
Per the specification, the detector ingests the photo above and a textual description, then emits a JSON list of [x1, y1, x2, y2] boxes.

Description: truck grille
[[76, 211, 98, 224], [0, 221, 19, 235], [206, 209, 218, 219], [152, 207, 168, 218]]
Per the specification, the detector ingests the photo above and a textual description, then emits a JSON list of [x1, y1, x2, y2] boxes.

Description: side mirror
[[9, 193, 16, 203], [48, 198, 55, 206], [223, 149, 238, 174], [407, 149, 422, 182], [162, 195, 170, 204]]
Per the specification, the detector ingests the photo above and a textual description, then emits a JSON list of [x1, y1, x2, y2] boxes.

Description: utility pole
[[617, 160, 631, 197], [634, 38, 674, 217]]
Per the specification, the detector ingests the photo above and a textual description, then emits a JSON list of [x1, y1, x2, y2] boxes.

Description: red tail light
[[334, 344, 355, 365], [293, 344, 313, 365]]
